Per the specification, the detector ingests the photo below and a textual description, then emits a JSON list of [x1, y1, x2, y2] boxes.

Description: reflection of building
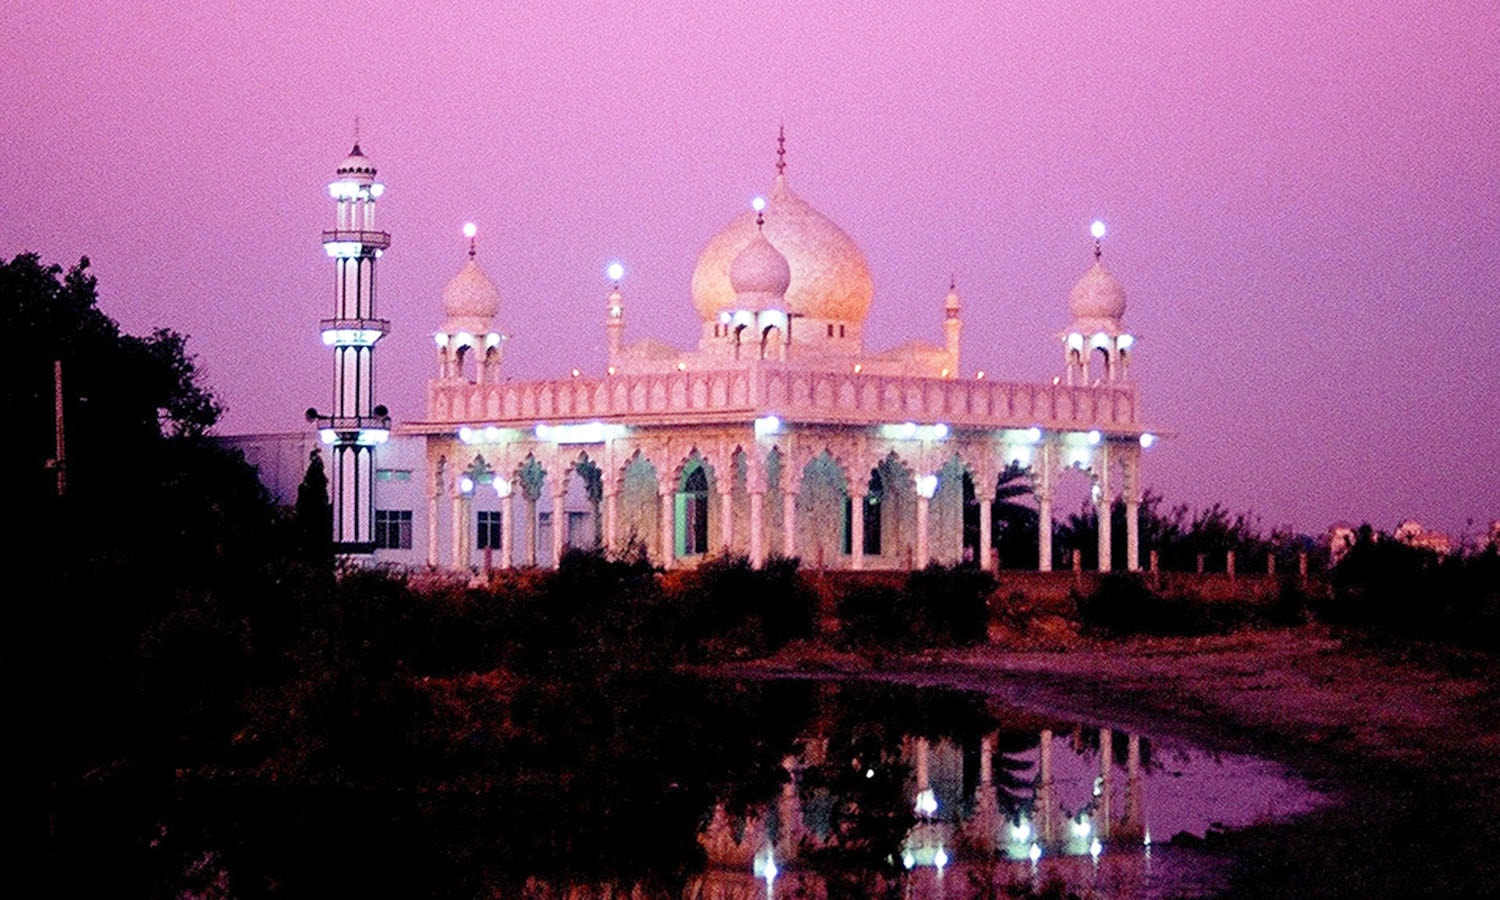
[[694, 724, 1152, 899], [244, 135, 1161, 572]]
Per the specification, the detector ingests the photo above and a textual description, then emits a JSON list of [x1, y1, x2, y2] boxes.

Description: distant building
[[1326, 523, 1359, 565], [235, 135, 1161, 573], [1394, 519, 1453, 556]]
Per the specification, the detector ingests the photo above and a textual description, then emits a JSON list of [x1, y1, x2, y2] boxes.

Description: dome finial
[[463, 222, 478, 259], [752, 195, 767, 232], [1091, 219, 1107, 262], [352, 115, 361, 155], [776, 124, 786, 175]]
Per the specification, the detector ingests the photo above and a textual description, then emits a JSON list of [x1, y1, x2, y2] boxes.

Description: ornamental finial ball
[[463, 222, 477, 239], [1090, 220, 1107, 240], [606, 261, 625, 282]]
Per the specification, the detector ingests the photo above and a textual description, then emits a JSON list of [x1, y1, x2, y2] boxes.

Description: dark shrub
[[686, 554, 816, 656], [906, 563, 995, 646], [836, 580, 912, 649], [1076, 572, 1216, 636]]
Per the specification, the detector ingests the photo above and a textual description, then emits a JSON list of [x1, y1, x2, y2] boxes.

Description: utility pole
[[46, 360, 66, 495]]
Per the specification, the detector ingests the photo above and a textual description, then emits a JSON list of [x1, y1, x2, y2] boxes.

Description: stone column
[[450, 493, 467, 570], [499, 492, 514, 569], [1095, 443, 1112, 573], [781, 489, 797, 559], [749, 490, 765, 568], [525, 496, 538, 566], [1124, 446, 1142, 572], [849, 486, 866, 571], [718, 485, 735, 555], [979, 496, 994, 572], [1126, 497, 1141, 573], [426, 473, 441, 569], [550, 481, 568, 567], [1037, 446, 1054, 572], [915, 494, 931, 570], [659, 488, 675, 569], [603, 487, 618, 556]]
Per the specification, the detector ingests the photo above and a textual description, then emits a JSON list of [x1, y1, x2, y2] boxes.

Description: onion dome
[[728, 229, 792, 304], [692, 174, 874, 324], [442, 257, 501, 336], [336, 143, 377, 184], [1068, 262, 1127, 322]]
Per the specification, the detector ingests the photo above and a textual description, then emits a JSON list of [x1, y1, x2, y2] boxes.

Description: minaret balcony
[[321, 317, 390, 347], [322, 229, 391, 256], [312, 413, 392, 447]]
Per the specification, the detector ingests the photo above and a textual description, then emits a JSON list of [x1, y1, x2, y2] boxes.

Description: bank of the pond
[[721, 627, 1500, 898]]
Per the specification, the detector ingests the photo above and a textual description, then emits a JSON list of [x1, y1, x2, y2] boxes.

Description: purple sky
[[4, 1, 1497, 539]]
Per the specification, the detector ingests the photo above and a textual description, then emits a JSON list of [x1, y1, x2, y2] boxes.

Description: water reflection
[[53, 679, 1317, 898]]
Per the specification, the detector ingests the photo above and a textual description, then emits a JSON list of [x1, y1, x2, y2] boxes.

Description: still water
[[56, 678, 1320, 898]]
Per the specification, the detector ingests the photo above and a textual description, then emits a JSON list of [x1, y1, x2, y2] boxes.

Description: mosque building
[[257, 134, 1157, 573]]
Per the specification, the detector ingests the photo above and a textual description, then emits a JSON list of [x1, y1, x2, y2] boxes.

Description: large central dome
[[691, 174, 874, 324]]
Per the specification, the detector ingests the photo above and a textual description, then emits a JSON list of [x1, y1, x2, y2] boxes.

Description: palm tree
[[963, 462, 1041, 568]]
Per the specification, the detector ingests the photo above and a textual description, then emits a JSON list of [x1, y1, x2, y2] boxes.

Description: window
[[678, 467, 709, 555], [477, 510, 503, 549], [841, 471, 883, 555], [375, 509, 413, 549]]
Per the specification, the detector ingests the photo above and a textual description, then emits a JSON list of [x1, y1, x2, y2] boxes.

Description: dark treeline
[[1055, 490, 1325, 573], [1324, 524, 1500, 648], [1073, 528, 1499, 646]]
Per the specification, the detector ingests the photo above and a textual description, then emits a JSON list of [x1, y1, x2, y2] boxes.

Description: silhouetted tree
[[4, 253, 288, 783], [294, 448, 333, 563]]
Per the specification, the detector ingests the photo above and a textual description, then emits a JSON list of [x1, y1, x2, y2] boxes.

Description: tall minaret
[[943, 277, 961, 377], [312, 141, 391, 553], [605, 261, 625, 365]]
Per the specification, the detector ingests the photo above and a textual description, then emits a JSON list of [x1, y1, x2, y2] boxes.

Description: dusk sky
[[4, 1, 1497, 539]]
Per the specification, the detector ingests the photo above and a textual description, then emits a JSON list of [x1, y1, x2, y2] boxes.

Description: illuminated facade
[[308, 136, 1156, 572]]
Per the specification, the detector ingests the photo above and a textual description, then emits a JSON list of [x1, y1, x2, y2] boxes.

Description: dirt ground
[[750, 626, 1500, 898]]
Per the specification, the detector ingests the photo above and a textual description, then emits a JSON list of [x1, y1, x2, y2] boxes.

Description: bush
[[1076, 573, 1216, 637], [905, 564, 995, 647], [835, 580, 912, 650], [680, 554, 816, 657], [1326, 532, 1500, 648], [835, 564, 995, 649]]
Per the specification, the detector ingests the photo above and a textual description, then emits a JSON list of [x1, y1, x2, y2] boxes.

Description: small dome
[[1068, 262, 1127, 322], [442, 257, 500, 335], [692, 174, 874, 324], [336, 144, 377, 183], [729, 230, 792, 300]]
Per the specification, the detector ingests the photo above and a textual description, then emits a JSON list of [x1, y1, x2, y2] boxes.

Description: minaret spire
[[310, 140, 391, 554]]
